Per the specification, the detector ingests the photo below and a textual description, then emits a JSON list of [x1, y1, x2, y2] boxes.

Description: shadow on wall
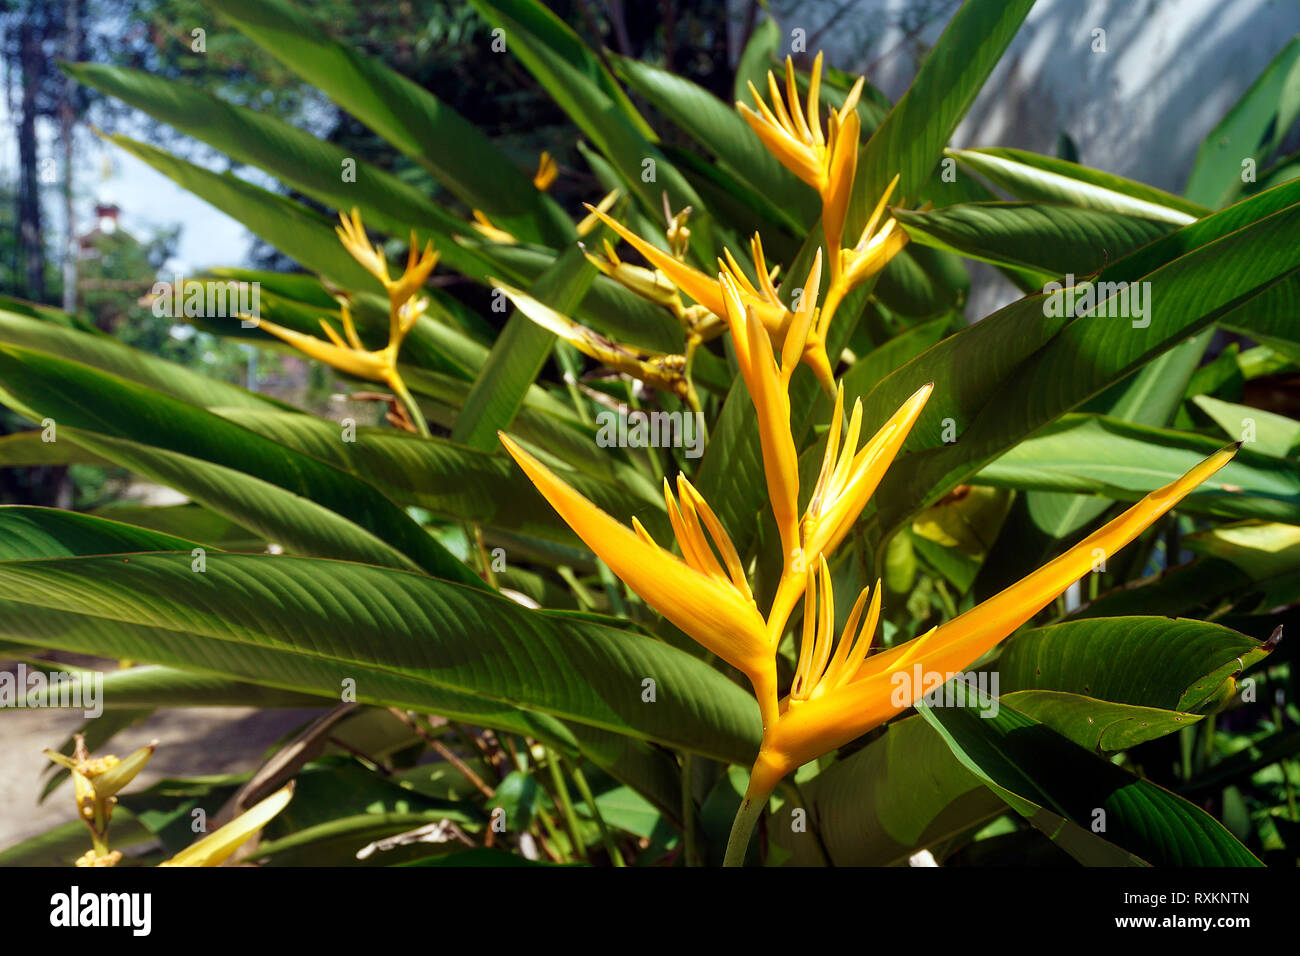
[[759, 0, 1300, 315]]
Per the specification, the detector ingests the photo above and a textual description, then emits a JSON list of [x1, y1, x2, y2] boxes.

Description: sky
[[0, 70, 253, 276]]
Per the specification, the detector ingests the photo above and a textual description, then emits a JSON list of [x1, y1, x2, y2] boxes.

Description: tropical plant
[[1, 0, 1298, 868]]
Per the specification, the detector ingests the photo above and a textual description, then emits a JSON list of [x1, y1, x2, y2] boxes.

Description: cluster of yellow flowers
[[497, 54, 1237, 864]]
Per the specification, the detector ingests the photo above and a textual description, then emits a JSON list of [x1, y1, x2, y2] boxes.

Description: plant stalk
[[386, 370, 430, 438], [723, 778, 774, 867]]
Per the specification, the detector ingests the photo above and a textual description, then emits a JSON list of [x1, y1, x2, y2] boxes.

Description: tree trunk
[[61, 0, 81, 314], [17, 19, 45, 301]]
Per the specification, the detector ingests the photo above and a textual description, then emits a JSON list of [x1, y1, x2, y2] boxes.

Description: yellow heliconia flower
[[737, 53, 909, 327], [533, 151, 559, 191], [251, 209, 436, 435], [584, 203, 838, 392], [737, 52, 863, 270], [502, 359, 1239, 866], [716, 267, 932, 623], [470, 209, 519, 245], [499, 432, 778, 719], [160, 783, 294, 867], [573, 187, 621, 237], [335, 207, 439, 314], [745, 443, 1240, 799], [820, 173, 909, 320], [490, 280, 701, 411]]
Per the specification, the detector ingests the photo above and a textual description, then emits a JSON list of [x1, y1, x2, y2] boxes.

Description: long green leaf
[[976, 413, 1300, 523], [893, 202, 1173, 279], [864, 181, 1300, 536], [918, 688, 1262, 866], [1185, 35, 1300, 207], [0, 552, 763, 765], [0, 345, 479, 584], [202, 0, 568, 245], [847, 0, 1038, 233], [951, 147, 1207, 223]]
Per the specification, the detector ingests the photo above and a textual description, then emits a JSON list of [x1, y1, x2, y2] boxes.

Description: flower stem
[[545, 748, 586, 859], [567, 759, 625, 867], [723, 779, 774, 867], [681, 752, 696, 867], [386, 370, 430, 438]]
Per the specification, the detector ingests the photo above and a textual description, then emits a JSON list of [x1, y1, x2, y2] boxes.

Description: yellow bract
[[499, 433, 775, 715], [160, 784, 294, 867], [533, 150, 558, 191], [585, 203, 840, 392], [491, 280, 700, 411]]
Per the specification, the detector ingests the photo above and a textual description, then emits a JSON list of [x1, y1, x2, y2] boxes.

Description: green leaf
[[0, 507, 687, 819], [1183, 521, 1300, 582], [0, 308, 287, 411], [951, 147, 1208, 223], [87, 503, 264, 551], [1193, 395, 1300, 458], [917, 688, 1263, 866], [468, 0, 654, 139], [874, 243, 968, 318], [775, 713, 1004, 865], [1004, 691, 1202, 753], [202, 0, 568, 245], [975, 414, 1299, 523], [734, 17, 781, 105], [0, 346, 479, 584], [1185, 36, 1300, 208], [997, 616, 1269, 714], [53, 664, 332, 709], [863, 179, 1300, 536], [0, 430, 110, 467], [207, 406, 670, 545], [0, 504, 200, 556], [1215, 269, 1300, 352], [893, 202, 1173, 279], [452, 243, 594, 451], [848, 0, 1038, 233], [65, 63, 501, 281], [0, 551, 763, 766], [841, 315, 951, 397]]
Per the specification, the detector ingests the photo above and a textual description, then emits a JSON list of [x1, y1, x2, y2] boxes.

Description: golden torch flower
[[503, 407, 1238, 865], [737, 54, 909, 345], [502, 279, 1239, 863], [248, 208, 437, 435], [582, 203, 846, 393], [736, 52, 862, 268], [497, 48, 1241, 863]]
